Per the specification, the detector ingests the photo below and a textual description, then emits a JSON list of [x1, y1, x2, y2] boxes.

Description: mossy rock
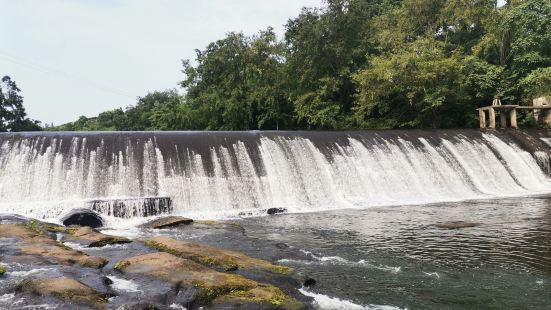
[[67, 226, 132, 247], [114, 252, 303, 309], [17, 277, 107, 309], [145, 236, 291, 273], [0, 224, 107, 268], [25, 219, 66, 234], [0, 263, 5, 276]]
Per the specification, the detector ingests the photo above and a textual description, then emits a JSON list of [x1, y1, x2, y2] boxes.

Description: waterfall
[[1, 130, 551, 220]]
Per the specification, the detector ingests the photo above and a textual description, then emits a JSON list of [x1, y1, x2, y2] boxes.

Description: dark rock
[[102, 276, 114, 286], [275, 242, 290, 249], [267, 208, 287, 215], [139, 216, 193, 229], [303, 278, 316, 287], [172, 286, 198, 308], [61, 209, 104, 228], [435, 221, 480, 229]]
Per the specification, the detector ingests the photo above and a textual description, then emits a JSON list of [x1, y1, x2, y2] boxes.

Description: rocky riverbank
[[0, 214, 316, 309]]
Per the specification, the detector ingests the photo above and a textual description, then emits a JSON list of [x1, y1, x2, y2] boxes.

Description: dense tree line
[[0, 76, 41, 132], [54, 0, 551, 131]]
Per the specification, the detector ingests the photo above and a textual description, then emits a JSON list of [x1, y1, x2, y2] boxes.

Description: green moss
[[270, 293, 284, 307], [113, 260, 130, 271], [193, 281, 254, 305], [146, 240, 240, 271], [271, 265, 292, 274], [24, 220, 66, 235], [0, 263, 6, 276], [25, 220, 41, 234]]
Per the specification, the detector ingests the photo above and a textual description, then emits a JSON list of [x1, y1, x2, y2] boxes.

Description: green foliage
[[520, 67, 551, 100], [50, 90, 183, 131], [54, 0, 551, 130], [0, 76, 41, 132]]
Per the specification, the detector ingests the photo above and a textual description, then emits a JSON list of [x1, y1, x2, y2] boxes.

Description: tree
[[0, 76, 41, 132], [181, 28, 292, 130]]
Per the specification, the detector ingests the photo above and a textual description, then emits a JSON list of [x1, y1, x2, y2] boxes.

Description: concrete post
[[479, 110, 486, 128], [489, 108, 496, 128], [510, 108, 518, 129], [500, 111, 507, 128]]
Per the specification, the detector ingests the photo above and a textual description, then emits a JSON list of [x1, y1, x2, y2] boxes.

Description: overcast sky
[[1, 0, 322, 125]]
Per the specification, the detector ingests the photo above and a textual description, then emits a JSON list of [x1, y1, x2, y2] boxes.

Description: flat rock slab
[[114, 252, 302, 309], [435, 221, 481, 229], [68, 226, 132, 247], [139, 216, 194, 229], [145, 236, 290, 273], [0, 224, 107, 268], [17, 277, 107, 309]]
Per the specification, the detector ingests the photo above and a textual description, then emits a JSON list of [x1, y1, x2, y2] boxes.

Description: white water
[[299, 288, 404, 310], [1, 132, 551, 221]]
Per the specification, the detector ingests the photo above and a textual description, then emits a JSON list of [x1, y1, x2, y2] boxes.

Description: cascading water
[[1, 130, 551, 221]]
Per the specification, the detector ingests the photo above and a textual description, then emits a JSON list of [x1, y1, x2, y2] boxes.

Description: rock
[[114, 304, 169, 310], [139, 216, 193, 229], [102, 276, 114, 286], [303, 278, 316, 287], [17, 277, 107, 309], [62, 209, 104, 228], [114, 252, 302, 309], [23, 219, 66, 234], [435, 221, 480, 229], [67, 226, 132, 247], [267, 208, 287, 215], [145, 236, 291, 273], [0, 263, 5, 276], [0, 224, 107, 268]]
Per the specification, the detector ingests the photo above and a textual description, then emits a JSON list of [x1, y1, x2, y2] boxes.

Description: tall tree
[[0, 76, 41, 132]]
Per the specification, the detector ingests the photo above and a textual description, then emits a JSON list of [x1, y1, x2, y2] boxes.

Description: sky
[[1, 0, 323, 125]]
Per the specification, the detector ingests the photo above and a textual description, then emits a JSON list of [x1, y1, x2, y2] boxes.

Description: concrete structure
[[477, 96, 551, 129]]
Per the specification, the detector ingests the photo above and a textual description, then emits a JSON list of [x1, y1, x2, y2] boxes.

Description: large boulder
[[67, 226, 132, 247], [62, 209, 104, 228], [139, 216, 193, 229], [145, 236, 291, 273], [0, 224, 107, 268], [114, 252, 303, 309], [17, 277, 107, 309]]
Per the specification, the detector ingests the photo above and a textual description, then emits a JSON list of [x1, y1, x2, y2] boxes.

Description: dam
[[1, 130, 551, 221]]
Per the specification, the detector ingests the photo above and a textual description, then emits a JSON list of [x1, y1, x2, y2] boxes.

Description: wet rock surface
[[139, 216, 193, 229], [67, 226, 132, 247], [0, 214, 314, 309], [17, 277, 108, 309], [145, 236, 291, 273]]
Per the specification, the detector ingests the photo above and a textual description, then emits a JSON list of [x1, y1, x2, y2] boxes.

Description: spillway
[[1, 130, 551, 221]]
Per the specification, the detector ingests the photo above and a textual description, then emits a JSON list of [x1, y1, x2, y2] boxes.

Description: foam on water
[[1, 131, 551, 221], [107, 275, 142, 293], [299, 289, 404, 310]]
